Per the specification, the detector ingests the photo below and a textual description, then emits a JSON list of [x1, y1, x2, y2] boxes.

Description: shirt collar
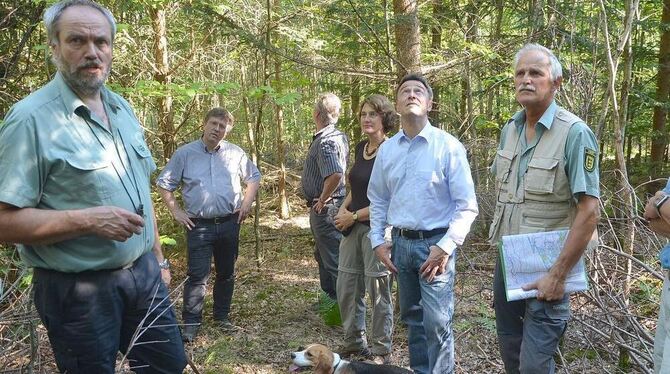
[[398, 121, 433, 143], [314, 123, 336, 139], [54, 72, 121, 117], [510, 100, 557, 131], [200, 138, 221, 153]]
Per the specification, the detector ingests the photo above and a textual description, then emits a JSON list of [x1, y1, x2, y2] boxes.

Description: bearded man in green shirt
[[0, 1, 186, 372]]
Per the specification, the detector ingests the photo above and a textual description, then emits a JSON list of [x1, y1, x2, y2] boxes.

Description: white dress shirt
[[367, 123, 478, 255]]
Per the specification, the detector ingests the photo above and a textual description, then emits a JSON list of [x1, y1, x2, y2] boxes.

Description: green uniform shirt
[[0, 73, 157, 272], [492, 101, 600, 198]]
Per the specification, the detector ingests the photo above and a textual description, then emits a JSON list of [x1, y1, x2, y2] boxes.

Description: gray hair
[[44, 0, 117, 45], [514, 43, 563, 81], [314, 93, 341, 125]]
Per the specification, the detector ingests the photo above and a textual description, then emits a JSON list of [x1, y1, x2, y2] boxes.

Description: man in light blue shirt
[[157, 107, 261, 342], [645, 180, 670, 373], [368, 74, 478, 373]]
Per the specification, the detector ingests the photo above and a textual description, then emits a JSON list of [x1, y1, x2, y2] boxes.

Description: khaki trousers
[[336, 223, 393, 355]]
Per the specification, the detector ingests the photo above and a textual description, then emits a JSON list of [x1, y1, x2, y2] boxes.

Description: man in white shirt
[[368, 74, 478, 373]]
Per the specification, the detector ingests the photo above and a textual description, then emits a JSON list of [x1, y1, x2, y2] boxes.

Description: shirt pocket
[[494, 150, 515, 193], [524, 157, 559, 195], [130, 140, 154, 175], [59, 157, 112, 201], [520, 205, 571, 234]]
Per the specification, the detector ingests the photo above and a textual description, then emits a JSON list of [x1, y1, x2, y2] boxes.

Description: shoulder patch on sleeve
[[584, 148, 596, 172]]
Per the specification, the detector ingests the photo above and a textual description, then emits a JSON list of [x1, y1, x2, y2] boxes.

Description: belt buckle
[[213, 217, 222, 224], [418, 230, 424, 240]]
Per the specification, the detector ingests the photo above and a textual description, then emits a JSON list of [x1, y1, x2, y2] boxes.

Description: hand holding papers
[[500, 230, 588, 301]]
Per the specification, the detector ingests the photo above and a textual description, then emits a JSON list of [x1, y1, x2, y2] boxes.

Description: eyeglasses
[[360, 111, 379, 119]]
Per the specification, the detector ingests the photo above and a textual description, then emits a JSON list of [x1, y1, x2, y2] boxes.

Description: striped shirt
[[301, 124, 349, 201], [156, 139, 261, 218]]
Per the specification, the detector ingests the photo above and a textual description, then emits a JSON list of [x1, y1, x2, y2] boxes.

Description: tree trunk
[[150, 6, 175, 162], [351, 50, 362, 143], [393, 0, 421, 78], [271, 0, 290, 219], [527, 0, 545, 41], [650, 0, 670, 191], [383, 0, 395, 74], [429, 0, 444, 127], [599, 0, 639, 369], [241, 64, 263, 267], [461, 1, 479, 184]]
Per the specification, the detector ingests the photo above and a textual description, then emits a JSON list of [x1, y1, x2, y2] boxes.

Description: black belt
[[191, 213, 237, 224], [393, 227, 448, 240], [306, 197, 344, 207]]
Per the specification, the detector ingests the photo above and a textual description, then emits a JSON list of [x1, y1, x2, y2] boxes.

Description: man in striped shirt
[[301, 93, 349, 300]]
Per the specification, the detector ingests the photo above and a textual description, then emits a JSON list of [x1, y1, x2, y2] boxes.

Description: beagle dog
[[290, 344, 412, 374]]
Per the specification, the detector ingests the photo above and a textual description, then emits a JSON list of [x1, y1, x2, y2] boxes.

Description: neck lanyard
[[81, 111, 144, 216]]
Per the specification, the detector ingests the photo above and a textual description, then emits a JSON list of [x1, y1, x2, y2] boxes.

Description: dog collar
[[331, 353, 341, 373]]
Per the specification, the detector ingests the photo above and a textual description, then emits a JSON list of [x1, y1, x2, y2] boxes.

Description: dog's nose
[[291, 352, 296, 359]]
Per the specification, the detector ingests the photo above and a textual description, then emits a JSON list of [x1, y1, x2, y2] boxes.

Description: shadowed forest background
[[1, 0, 670, 372]]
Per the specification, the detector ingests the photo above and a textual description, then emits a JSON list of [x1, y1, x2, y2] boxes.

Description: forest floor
[[167, 210, 621, 373], [175, 211, 504, 373], [16, 208, 635, 373]]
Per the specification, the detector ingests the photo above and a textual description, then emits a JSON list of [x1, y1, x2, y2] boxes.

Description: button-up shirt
[[492, 101, 600, 198], [0, 72, 157, 272], [301, 124, 349, 202], [368, 123, 478, 255], [156, 139, 261, 218]]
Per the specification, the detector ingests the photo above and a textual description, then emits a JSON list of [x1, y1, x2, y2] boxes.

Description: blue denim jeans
[[33, 251, 187, 374], [392, 231, 456, 374], [494, 258, 570, 374], [184, 217, 240, 323]]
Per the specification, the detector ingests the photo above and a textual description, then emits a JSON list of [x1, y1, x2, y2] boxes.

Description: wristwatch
[[656, 195, 670, 216], [158, 258, 170, 270], [352, 211, 358, 221]]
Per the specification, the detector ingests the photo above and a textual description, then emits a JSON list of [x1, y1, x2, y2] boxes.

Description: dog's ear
[[313, 349, 334, 374]]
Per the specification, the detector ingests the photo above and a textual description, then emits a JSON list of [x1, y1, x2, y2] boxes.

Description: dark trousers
[[309, 201, 342, 299], [183, 217, 240, 323], [33, 251, 187, 374]]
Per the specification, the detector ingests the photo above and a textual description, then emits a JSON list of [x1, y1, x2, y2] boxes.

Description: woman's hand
[[334, 209, 355, 231]]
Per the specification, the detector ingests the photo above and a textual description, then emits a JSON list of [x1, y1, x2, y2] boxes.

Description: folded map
[[500, 230, 588, 301]]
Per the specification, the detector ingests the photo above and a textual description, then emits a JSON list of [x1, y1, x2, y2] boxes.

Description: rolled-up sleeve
[[367, 147, 390, 249], [241, 153, 261, 184], [156, 150, 185, 191]]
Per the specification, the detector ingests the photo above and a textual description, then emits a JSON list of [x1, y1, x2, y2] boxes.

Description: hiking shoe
[[338, 346, 373, 359], [181, 324, 199, 343], [215, 318, 240, 333]]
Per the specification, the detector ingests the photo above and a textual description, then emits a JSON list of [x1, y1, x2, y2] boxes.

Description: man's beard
[[55, 58, 110, 97]]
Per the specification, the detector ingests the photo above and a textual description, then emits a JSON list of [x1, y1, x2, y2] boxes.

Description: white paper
[[501, 230, 588, 301]]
